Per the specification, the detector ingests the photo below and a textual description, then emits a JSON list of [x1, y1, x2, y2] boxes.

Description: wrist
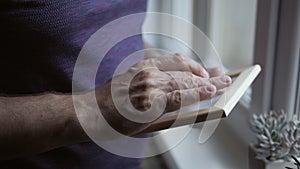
[[53, 93, 90, 145]]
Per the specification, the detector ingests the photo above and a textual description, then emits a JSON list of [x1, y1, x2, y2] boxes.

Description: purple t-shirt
[[0, 0, 147, 168]]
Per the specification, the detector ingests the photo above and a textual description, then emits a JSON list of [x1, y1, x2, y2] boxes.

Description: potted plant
[[249, 110, 300, 169]]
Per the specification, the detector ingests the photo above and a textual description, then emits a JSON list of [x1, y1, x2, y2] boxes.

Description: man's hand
[[96, 53, 232, 135], [0, 53, 231, 160]]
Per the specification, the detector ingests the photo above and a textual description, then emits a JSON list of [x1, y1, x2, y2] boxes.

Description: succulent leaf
[[250, 110, 292, 161]]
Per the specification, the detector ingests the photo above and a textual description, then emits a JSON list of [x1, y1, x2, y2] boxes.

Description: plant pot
[[248, 146, 293, 169]]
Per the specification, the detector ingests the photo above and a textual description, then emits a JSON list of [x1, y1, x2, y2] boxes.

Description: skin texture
[[0, 53, 231, 160], [97, 53, 231, 135], [0, 93, 87, 160]]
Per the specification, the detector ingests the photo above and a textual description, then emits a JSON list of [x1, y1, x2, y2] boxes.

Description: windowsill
[[153, 102, 254, 169]]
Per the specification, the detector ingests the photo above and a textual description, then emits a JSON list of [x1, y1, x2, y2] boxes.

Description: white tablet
[[141, 65, 261, 133]]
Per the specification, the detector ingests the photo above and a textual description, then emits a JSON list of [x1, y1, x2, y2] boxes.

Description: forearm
[[0, 93, 88, 160]]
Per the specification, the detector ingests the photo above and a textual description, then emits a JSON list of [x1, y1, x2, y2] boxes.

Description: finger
[[165, 85, 217, 112], [216, 88, 225, 95], [139, 53, 209, 78], [209, 75, 232, 90], [207, 67, 224, 77], [165, 71, 211, 90]]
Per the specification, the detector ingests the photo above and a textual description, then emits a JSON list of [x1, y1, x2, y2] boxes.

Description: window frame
[[215, 0, 300, 143], [252, 0, 300, 119], [144, 0, 300, 168], [296, 73, 300, 115]]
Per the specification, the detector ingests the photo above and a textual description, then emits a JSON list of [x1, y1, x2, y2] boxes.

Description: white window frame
[[193, 0, 300, 142], [252, 0, 300, 119]]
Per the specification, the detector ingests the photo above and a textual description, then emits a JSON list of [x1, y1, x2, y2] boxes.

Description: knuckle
[[135, 59, 155, 68], [140, 69, 151, 77], [138, 100, 151, 111], [174, 53, 185, 61], [170, 90, 181, 105], [133, 69, 151, 82], [130, 71, 159, 91], [130, 80, 155, 93], [165, 90, 182, 112], [147, 58, 156, 65], [129, 82, 147, 92], [143, 58, 156, 67], [135, 60, 146, 68], [131, 95, 151, 111]]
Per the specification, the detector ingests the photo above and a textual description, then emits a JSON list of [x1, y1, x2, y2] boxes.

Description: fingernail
[[205, 86, 216, 93], [221, 75, 231, 83]]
